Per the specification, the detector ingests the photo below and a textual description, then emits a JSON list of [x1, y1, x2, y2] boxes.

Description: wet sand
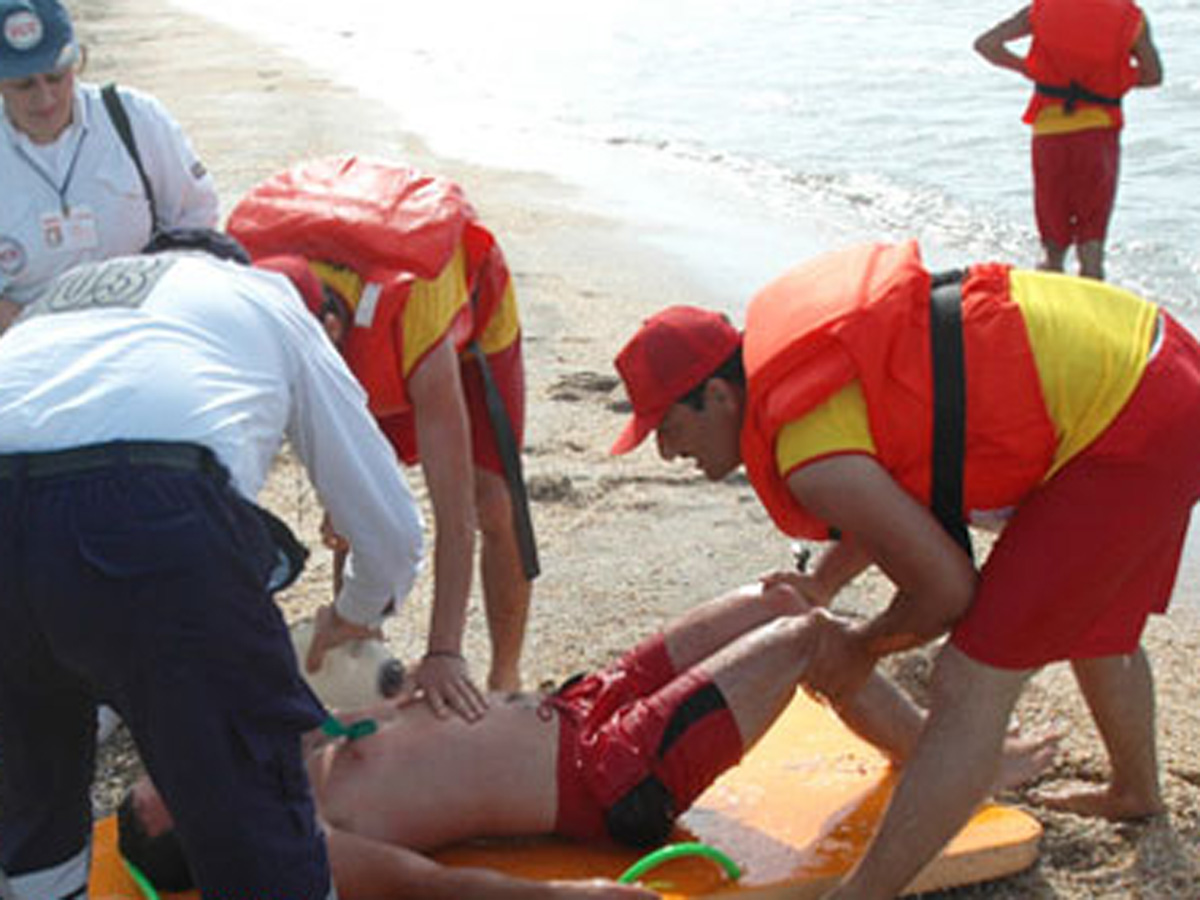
[[68, 0, 1200, 896]]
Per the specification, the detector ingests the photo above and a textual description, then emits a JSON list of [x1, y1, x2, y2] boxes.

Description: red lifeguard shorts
[[953, 314, 1200, 669], [378, 337, 526, 476], [1031, 127, 1120, 248], [552, 634, 743, 842]]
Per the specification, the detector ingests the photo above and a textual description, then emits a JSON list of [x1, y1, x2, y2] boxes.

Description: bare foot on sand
[[994, 727, 1062, 793], [1032, 782, 1165, 821]]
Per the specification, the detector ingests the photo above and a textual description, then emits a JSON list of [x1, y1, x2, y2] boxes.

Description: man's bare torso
[[307, 692, 561, 851]]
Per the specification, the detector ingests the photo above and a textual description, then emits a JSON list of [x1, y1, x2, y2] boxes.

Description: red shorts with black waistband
[[551, 633, 744, 842]]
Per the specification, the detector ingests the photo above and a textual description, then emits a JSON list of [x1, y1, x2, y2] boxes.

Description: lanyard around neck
[[12, 125, 88, 216]]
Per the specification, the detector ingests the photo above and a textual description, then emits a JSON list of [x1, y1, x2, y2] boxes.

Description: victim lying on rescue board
[[116, 577, 1058, 899]]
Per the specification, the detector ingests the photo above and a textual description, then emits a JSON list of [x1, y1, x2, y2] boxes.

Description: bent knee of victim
[[758, 614, 817, 658], [760, 580, 813, 617]]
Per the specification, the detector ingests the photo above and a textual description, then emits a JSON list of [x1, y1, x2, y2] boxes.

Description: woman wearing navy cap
[[0, 0, 218, 328]]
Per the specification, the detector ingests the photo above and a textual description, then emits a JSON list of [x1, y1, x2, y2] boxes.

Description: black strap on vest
[[928, 270, 973, 558], [467, 339, 540, 580], [1034, 80, 1122, 113], [101, 83, 159, 232]]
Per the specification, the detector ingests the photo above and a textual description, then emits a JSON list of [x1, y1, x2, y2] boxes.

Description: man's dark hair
[[678, 346, 746, 411], [142, 227, 252, 265], [116, 790, 196, 892], [318, 282, 354, 337]]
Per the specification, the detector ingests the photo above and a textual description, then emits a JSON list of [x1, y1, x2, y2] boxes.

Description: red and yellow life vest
[[1022, 0, 1143, 128], [227, 155, 512, 417], [740, 242, 1058, 539]]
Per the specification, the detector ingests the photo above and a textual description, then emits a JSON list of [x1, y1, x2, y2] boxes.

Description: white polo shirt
[[0, 253, 424, 627], [0, 81, 219, 306]]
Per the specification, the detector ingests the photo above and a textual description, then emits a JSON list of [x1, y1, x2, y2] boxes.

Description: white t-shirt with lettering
[[0, 253, 423, 626]]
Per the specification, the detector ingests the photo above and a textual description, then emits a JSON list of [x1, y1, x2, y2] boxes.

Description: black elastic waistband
[[0, 440, 223, 482]]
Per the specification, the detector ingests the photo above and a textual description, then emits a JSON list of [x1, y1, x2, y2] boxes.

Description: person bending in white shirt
[[0, 251, 419, 900]]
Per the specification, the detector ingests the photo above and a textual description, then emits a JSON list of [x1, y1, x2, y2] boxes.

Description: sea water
[[169, 0, 1200, 605], [170, 0, 1198, 312]]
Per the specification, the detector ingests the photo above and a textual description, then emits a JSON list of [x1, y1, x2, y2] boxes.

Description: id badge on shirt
[[41, 206, 99, 252]]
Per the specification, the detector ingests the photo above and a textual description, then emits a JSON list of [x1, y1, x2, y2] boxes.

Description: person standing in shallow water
[[974, 0, 1162, 280]]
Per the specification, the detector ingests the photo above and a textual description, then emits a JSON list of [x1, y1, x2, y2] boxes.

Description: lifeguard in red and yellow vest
[[974, 0, 1162, 280], [228, 155, 532, 718], [610, 241, 1200, 899]]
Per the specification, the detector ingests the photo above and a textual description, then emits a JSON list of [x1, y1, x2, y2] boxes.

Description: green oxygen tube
[[617, 841, 742, 886], [123, 858, 161, 900]]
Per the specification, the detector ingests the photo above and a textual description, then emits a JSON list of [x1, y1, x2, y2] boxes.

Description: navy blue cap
[[0, 0, 78, 81]]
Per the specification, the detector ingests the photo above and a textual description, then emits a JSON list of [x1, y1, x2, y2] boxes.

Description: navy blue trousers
[[0, 447, 330, 899]]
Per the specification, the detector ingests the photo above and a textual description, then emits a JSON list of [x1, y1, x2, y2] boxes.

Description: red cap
[[255, 254, 326, 316], [610, 305, 741, 455]]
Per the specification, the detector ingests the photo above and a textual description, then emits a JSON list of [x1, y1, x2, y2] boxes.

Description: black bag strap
[[467, 340, 541, 580], [101, 83, 159, 232], [464, 265, 539, 580], [928, 269, 973, 558]]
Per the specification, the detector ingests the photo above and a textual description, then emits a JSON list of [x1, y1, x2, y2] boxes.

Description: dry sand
[[58, 0, 1200, 896]]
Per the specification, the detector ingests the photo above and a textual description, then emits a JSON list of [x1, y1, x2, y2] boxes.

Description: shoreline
[[68, 1, 1200, 897]]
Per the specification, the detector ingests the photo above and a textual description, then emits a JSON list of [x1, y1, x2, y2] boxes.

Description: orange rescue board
[[89, 693, 1041, 898]]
